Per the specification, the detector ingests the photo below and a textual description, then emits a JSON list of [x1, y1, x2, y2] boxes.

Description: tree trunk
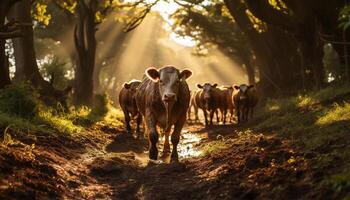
[[240, 53, 255, 85], [8, 0, 47, 87], [0, 12, 11, 89], [0, 1, 18, 89], [73, 1, 97, 106], [224, 0, 283, 97]]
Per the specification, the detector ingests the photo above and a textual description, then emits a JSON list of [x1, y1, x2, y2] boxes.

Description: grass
[[0, 87, 123, 149], [316, 103, 350, 125], [253, 84, 350, 196]]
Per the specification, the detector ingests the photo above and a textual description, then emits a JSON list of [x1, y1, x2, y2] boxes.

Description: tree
[[53, 0, 158, 105], [7, 0, 49, 87], [0, 0, 23, 88], [171, 3, 256, 84]]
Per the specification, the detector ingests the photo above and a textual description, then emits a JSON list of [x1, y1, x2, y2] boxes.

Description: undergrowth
[[253, 84, 350, 196], [0, 84, 123, 145]]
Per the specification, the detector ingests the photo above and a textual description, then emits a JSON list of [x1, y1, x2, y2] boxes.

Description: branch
[[115, 0, 145, 9], [245, 0, 296, 32], [123, 0, 160, 32], [0, 20, 31, 39], [0, 30, 23, 39]]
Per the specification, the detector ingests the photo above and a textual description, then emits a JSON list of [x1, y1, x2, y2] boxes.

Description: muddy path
[[42, 120, 317, 200], [1, 119, 324, 200]]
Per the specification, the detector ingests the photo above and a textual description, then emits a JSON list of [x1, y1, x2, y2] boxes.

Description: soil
[[0, 120, 343, 199]]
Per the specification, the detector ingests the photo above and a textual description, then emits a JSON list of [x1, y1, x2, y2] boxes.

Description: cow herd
[[118, 65, 259, 162]]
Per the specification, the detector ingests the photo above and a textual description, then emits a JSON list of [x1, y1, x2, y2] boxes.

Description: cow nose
[[163, 93, 176, 102], [239, 96, 247, 100]]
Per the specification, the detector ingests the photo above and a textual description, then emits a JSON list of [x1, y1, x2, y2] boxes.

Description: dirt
[[0, 120, 345, 199]]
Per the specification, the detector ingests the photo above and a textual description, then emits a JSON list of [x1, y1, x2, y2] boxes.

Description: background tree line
[[0, 0, 349, 108]]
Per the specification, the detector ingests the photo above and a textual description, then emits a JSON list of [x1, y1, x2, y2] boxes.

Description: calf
[[232, 84, 259, 124], [135, 66, 192, 162], [196, 83, 227, 125], [119, 80, 142, 136]]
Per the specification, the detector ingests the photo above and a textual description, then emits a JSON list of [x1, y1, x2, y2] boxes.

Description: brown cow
[[119, 80, 142, 137], [196, 83, 227, 125], [220, 86, 235, 123], [135, 66, 192, 162], [232, 84, 259, 124], [187, 90, 200, 122]]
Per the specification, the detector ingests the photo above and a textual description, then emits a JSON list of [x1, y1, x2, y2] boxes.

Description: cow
[[232, 84, 259, 124], [135, 66, 192, 162], [187, 90, 200, 122], [195, 83, 227, 125], [220, 86, 235, 123], [119, 80, 142, 137]]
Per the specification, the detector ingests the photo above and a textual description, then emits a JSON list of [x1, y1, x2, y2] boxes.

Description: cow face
[[123, 80, 141, 93], [146, 66, 192, 104], [197, 83, 217, 109], [234, 84, 254, 101]]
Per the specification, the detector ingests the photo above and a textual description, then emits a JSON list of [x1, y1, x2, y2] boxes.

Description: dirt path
[[1, 120, 319, 199], [55, 123, 210, 199], [37, 120, 313, 200]]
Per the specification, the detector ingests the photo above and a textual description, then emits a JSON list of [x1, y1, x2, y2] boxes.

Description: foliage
[[38, 55, 73, 90], [0, 84, 41, 119], [322, 169, 350, 194], [317, 103, 350, 125], [323, 43, 343, 83], [32, 2, 52, 26], [171, 3, 251, 57], [37, 109, 83, 134], [88, 93, 112, 121], [245, 9, 266, 33], [339, 5, 350, 30]]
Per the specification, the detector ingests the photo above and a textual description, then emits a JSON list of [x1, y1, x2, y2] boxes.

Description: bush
[[0, 84, 41, 119], [89, 93, 111, 120]]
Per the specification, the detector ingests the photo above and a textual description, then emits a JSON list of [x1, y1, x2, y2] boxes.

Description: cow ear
[[248, 85, 254, 89], [146, 67, 160, 82], [179, 69, 192, 80], [234, 85, 240, 90], [197, 84, 203, 89], [123, 82, 131, 89], [212, 83, 218, 88]]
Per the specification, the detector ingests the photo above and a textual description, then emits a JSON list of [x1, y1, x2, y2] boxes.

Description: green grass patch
[[201, 140, 231, 156], [322, 169, 350, 194], [316, 103, 350, 125], [253, 85, 350, 196]]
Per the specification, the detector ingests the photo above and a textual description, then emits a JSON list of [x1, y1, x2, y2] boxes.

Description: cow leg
[[145, 110, 159, 160], [250, 108, 254, 121], [229, 109, 234, 123], [163, 127, 171, 154], [222, 109, 227, 125], [135, 113, 142, 137], [236, 107, 241, 124], [244, 107, 249, 122], [203, 109, 208, 126], [187, 105, 191, 121], [123, 109, 132, 134], [215, 110, 219, 123], [171, 116, 186, 162], [210, 110, 215, 125], [194, 106, 199, 121]]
